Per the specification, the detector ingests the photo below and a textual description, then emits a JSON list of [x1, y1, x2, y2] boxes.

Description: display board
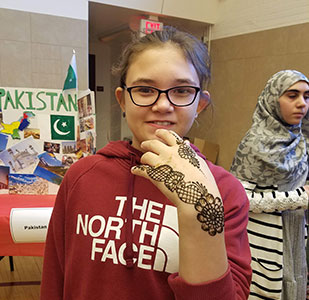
[[0, 88, 96, 195]]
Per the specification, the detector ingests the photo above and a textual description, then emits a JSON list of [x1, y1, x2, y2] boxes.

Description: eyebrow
[[285, 89, 300, 93], [130, 78, 198, 86], [130, 78, 156, 85], [284, 89, 309, 94]]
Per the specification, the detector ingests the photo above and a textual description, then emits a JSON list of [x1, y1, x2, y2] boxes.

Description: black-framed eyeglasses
[[123, 85, 201, 107]]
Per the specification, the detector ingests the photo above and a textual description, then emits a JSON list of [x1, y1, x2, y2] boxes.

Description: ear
[[115, 87, 125, 112], [196, 90, 210, 114]]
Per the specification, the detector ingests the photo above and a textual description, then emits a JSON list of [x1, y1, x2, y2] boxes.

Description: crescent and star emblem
[[53, 119, 70, 136]]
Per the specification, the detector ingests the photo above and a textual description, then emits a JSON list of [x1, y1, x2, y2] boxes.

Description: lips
[[293, 113, 304, 117], [150, 121, 174, 125], [146, 120, 175, 128]]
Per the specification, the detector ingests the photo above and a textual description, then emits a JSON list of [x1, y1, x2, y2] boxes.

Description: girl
[[230, 70, 309, 299], [41, 26, 251, 300]]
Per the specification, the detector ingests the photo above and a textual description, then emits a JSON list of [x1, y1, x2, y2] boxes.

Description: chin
[[289, 120, 302, 125]]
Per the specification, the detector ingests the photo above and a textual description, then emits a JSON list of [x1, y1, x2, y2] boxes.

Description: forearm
[[240, 180, 308, 213], [177, 206, 228, 284]]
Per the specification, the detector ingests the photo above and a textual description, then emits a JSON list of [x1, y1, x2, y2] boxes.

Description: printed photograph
[[44, 142, 60, 154], [0, 133, 9, 152], [34, 151, 68, 185], [0, 165, 9, 193], [78, 94, 94, 119], [0, 137, 40, 173], [24, 128, 40, 139], [79, 118, 85, 133], [9, 174, 48, 195], [84, 116, 95, 131], [62, 141, 77, 154], [62, 154, 78, 167], [77, 139, 86, 153], [86, 131, 95, 154], [33, 164, 64, 186], [38, 152, 62, 167]]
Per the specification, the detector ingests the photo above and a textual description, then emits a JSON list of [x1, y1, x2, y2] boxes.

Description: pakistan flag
[[63, 51, 78, 91], [50, 115, 75, 140]]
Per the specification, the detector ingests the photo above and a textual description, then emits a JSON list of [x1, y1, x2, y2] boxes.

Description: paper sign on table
[[10, 207, 53, 243]]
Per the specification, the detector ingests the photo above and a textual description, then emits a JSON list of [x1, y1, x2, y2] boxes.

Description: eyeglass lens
[[129, 86, 198, 106]]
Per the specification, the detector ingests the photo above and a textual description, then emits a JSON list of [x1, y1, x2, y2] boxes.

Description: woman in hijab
[[230, 70, 309, 299]]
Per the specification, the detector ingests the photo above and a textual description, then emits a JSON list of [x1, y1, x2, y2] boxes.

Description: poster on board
[[0, 88, 96, 195]]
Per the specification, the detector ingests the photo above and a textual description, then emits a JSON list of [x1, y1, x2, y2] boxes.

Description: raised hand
[[132, 129, 224, 236]]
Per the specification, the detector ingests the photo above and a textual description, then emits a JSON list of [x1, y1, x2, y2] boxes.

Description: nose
[[152, 92, 174, 112], [296, 95, 307, 107]]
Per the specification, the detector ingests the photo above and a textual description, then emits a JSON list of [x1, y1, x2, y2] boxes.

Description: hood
[[96, 140, 142, 162]]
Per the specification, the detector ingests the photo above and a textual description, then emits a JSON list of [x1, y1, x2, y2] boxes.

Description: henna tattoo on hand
[[178, 143, 200, 169], [195, 195, 224, 236], [135, 164, 224, 236], [169, 131, 200, 169]]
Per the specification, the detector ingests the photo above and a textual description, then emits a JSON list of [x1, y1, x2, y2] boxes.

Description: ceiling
[[89, 2, 211, 44]]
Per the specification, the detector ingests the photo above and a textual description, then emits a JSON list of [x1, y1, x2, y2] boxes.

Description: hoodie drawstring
[[124, 154, 136, 268]]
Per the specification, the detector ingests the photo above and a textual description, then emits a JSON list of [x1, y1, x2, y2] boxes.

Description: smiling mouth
[[149, 121, 175, 126]]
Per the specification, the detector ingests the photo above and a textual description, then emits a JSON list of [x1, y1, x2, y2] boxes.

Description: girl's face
[[115, 44, 209, 152], [278, 81, 309, 125]]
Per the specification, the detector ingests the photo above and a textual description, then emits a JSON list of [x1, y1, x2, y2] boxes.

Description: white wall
[[162, 0, 218, 24], [90, 0, 163, 14], [0, 0, 88, 20], [212, 0, 309, 39], [91, 0, 218, 24], [3, 0, 308, 39]]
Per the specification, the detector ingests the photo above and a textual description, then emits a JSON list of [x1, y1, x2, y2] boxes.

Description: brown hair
[[112, 26, 211, 89]]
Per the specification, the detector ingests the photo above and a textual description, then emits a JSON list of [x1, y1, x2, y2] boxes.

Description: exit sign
[[140, 19, 163, 36]]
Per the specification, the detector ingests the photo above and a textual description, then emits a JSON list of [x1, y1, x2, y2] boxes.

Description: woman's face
[[115, 44, 209, 152], [278, 81, 309, 125]]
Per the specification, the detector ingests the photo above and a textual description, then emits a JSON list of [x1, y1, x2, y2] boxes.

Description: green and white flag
[[50, 115, 75, 140], [63, 50, 78, 91]]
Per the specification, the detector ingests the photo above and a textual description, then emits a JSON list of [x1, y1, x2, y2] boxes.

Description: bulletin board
[[0, 88, 96, 195]]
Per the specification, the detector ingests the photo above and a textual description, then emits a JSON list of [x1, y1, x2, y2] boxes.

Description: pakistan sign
[[0, 88, 77, 112]]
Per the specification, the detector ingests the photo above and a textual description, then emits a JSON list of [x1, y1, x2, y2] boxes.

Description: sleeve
[[240, 180, 308, 213], [168, 168, 252, 300], [168, 267, 237, 300], [40, 177, 68, 300]]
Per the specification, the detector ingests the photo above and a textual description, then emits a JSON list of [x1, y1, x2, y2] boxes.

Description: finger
[[154, 129, 183, 146], [141, 139, 169, 155], [184, 139, 191, 146], [140, 151, 159, 166], [132, 164, 168, 184], [131, 164, 150, 180], [131, 164, 176, 202]]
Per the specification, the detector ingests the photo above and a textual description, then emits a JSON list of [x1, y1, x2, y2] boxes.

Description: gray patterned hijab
[[230, 70, 309, 191]]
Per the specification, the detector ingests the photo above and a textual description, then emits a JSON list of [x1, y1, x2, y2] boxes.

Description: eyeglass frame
[[123, 85, 201, 107]]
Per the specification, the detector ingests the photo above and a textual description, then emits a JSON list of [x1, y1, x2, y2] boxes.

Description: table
[[0, 194, 56, 257]]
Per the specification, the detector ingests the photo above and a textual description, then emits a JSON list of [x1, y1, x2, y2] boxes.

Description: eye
[[304, 93, 309, 101], [172, 87, 195, 96], [134, 87, 155, 95], [286, 92, 298, 99]]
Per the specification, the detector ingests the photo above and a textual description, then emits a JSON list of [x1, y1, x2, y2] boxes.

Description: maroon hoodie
[[40, 141, 251, 300]]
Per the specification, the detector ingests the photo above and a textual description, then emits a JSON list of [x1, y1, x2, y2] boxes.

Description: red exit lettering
[[145, 21, 161, 34]]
